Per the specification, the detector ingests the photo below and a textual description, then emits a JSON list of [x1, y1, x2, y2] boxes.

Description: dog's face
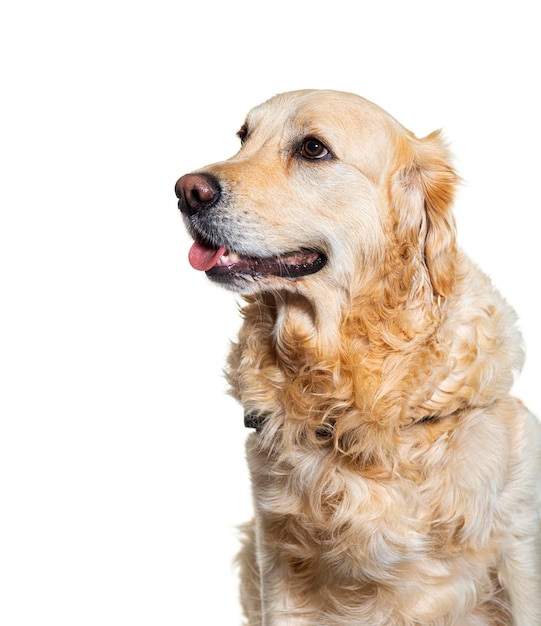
[[176, 90, 457, 299]]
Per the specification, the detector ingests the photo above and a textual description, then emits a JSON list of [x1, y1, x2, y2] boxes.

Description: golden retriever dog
[[175, 90, 541, 625]]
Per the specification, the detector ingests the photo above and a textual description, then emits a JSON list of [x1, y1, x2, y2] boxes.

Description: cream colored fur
[[180, 90, 541, 625]]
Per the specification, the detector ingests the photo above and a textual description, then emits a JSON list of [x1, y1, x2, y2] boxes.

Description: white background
[[1, 1, 539, 624]]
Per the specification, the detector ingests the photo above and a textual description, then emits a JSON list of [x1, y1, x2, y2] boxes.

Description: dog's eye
[[299, 138, 330, 160], [237, 124, 248, 145]]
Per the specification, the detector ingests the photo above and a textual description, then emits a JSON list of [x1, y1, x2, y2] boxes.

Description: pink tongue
[[188, 240, 227, 271]]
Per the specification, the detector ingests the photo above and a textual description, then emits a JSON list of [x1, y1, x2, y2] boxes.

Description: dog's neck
[[228, 258, 524, 461], [228, 288, 441, 460], [272, 290, 344, 360]]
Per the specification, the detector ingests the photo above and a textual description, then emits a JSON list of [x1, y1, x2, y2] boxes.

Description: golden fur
[[177, 90, 541, 624]]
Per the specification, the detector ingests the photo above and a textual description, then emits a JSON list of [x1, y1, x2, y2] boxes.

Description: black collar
[[244, 411, 439, 432], [243, 412, 333, 439], [244, 412, 267, 432]]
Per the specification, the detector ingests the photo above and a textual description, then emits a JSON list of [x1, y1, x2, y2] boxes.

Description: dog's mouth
[[188, 238, 327, 282]]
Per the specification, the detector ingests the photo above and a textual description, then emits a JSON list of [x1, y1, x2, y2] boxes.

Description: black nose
[[175, 173, 221, 216]]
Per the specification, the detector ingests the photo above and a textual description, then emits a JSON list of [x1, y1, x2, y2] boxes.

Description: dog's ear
[[389, 130, 458, 297]]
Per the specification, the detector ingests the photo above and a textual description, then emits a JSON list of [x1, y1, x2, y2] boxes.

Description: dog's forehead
[[245, 90, 397, 139]]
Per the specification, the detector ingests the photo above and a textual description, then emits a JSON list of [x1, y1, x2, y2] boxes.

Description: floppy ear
[[389, 130, 459, 297]]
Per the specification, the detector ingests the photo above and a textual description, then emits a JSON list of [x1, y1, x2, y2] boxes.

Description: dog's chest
[[246, 438, 429, 579]]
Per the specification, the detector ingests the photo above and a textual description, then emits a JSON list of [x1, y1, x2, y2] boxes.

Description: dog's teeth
[[228, 252, 240, 262]]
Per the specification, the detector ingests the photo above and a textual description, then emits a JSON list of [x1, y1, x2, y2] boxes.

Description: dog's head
[[176, 90, 458, 301]]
